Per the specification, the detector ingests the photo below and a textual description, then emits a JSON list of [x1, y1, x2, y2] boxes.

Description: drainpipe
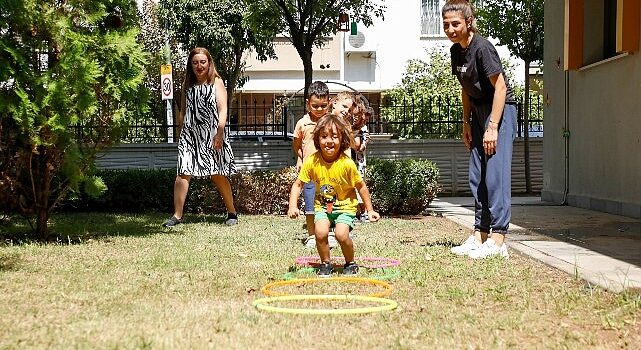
[[562, 70, 570, 205]]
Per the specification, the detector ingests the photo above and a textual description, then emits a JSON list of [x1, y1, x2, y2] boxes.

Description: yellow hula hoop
[[261, 277, 393, 298], [252, 294, 398, 315]]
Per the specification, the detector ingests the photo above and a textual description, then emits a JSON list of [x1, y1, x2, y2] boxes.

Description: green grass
[[0, 213, 640, 349]]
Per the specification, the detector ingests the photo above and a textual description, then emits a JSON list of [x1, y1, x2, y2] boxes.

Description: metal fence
[[369, 95, 544, 139], [108, 94, 543, 143]]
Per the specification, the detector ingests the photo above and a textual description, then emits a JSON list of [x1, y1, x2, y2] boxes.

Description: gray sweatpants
[[469, 103, 517, 234]]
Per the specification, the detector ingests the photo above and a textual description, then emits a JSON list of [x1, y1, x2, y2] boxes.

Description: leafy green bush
[[188, 166, 299, 215], [63, 169, 176, 213], [367, 158, 440, 215], [62, 167, 299, 215], [60, 161, 440, 216]]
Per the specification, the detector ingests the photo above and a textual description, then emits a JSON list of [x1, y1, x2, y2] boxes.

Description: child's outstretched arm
[[352, 132, 362, 151], [355, 181, 380, 222], [360, 127, 370, 152], [288, 178, 304, 219], [292, 137, 304, 171]]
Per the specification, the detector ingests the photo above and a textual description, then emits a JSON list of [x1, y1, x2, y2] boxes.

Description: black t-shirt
[[450, 34, 515, 106]]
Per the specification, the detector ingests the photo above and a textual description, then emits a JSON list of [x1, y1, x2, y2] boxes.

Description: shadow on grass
[[0, 212, 169, 245], [0, 251, 22, 271], [185, 214, 228, 225]]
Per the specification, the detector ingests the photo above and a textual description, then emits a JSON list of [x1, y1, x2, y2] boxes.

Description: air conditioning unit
[[344, 30, 377, 55]]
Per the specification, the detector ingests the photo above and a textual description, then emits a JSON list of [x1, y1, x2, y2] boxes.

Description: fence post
[[517, 102, 523, 137], [282, 100, 288, 140]]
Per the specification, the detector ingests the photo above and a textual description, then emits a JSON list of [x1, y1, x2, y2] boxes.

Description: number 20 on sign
[[160, 64, 173, 100]]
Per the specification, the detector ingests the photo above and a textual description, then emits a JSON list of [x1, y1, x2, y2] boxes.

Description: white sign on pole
[[160, 64, 173, 100], [161, 64, 174, 142]]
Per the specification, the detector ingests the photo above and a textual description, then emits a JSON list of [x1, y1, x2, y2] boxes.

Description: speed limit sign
[[160, 64, 173, 100]]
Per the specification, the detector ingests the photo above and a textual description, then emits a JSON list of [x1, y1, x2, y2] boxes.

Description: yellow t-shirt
[[298, 152, 363, 214]]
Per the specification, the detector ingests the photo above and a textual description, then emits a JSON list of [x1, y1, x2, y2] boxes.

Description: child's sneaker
[[360, 213, 370, 223], [450, 235, 481, 256], [304, 235, 316, 248], [225, 213, 238, 226], [328, 232, 338, 248], [468, 239, 509, 259], [303, 234, 337, 248], [342, 262, 359, 276], [317, 262, 334, 277], [163, 216, 182, 227]]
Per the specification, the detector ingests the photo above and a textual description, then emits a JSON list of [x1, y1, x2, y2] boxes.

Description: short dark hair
[[307, 81, 329, 100], [313, 113, 354, 154]]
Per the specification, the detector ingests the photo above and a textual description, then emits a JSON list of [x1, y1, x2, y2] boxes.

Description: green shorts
[[314, 212, 356, 229]]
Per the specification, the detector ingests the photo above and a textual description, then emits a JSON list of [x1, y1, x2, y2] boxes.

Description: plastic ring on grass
[[252, 294, 398, 315], [261, 277, 393, 297], [282, 267, 316, 280], [295, 256, 401, 269], [369, 268, 401, 281], [282, 267, 400, 281]]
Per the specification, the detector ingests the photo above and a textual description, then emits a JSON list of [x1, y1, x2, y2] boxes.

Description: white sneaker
[[304, 233, 338, 248], [328, 232, 338, 248], [468, 239, 509, 259], [304, 235, 316, 248], [451, 235, 481, 256]]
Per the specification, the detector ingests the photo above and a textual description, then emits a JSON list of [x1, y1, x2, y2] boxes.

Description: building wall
[[542, 1, 641, 218], [542, 0, 567, 203]]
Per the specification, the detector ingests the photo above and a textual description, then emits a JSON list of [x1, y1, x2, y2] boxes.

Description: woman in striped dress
[[164, 47, 238, 227]]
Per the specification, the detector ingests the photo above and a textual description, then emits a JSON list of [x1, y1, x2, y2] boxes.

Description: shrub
[[366, 158, 440, 215], [231, 167, 299, 215], [63, 169, 176, 213], [62, 167, 299, 215], [59, 161, 440, 216]]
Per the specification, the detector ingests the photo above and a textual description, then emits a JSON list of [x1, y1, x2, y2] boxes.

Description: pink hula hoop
[[295, 256, 401, 269]]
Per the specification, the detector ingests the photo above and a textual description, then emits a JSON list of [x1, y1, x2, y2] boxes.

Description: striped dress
[[177, 83, 236, 177]]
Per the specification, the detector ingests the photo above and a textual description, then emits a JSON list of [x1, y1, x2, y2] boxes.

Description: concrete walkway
[[430, 197, 641, 293]]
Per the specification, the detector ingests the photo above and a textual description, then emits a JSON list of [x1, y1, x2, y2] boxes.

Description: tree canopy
[[474, 0, 543, 64], [158, 0, 276, 107], [0, 0, 148, 238]]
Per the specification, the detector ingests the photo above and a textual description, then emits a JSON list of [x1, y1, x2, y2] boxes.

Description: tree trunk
[[301, 47, 313, 101], [36, 205, 49, 239], [226, 83, 236, 115], [523, 59, 532, 194], [34, 148, 51, 239]]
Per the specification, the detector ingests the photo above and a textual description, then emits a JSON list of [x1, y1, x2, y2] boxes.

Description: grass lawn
[[1, 213, 640, 349]]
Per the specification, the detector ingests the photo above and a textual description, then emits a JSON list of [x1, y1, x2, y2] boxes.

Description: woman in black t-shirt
[[443, 0, 518, 259]]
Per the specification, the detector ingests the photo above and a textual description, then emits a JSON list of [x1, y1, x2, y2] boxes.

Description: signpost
[[160, 64, 174, 143]]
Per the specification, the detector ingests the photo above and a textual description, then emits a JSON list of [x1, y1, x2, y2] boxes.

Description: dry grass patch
[[0, 213, 639, 349]]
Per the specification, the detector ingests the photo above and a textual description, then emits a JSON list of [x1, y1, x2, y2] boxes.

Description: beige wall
[[245, 36, 341, 72], [542, 0, 567, 201], [543, 1, 641, 218]]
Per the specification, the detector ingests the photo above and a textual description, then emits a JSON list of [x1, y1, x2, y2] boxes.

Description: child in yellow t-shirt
[[288, 114, 380, 277], [292, 81, 330, 248]]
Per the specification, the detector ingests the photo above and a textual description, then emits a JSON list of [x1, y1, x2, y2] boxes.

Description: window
[[603, 0, 617, 58], [423, 1, 484, 36], [421, 0, 442, 36], [565, 0, 639, 70]]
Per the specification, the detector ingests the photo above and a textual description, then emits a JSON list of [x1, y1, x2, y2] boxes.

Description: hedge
[[61, 159, 440, 215]]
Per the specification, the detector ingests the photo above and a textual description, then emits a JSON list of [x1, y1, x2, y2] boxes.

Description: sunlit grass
[[0, 213, 639, 349]]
